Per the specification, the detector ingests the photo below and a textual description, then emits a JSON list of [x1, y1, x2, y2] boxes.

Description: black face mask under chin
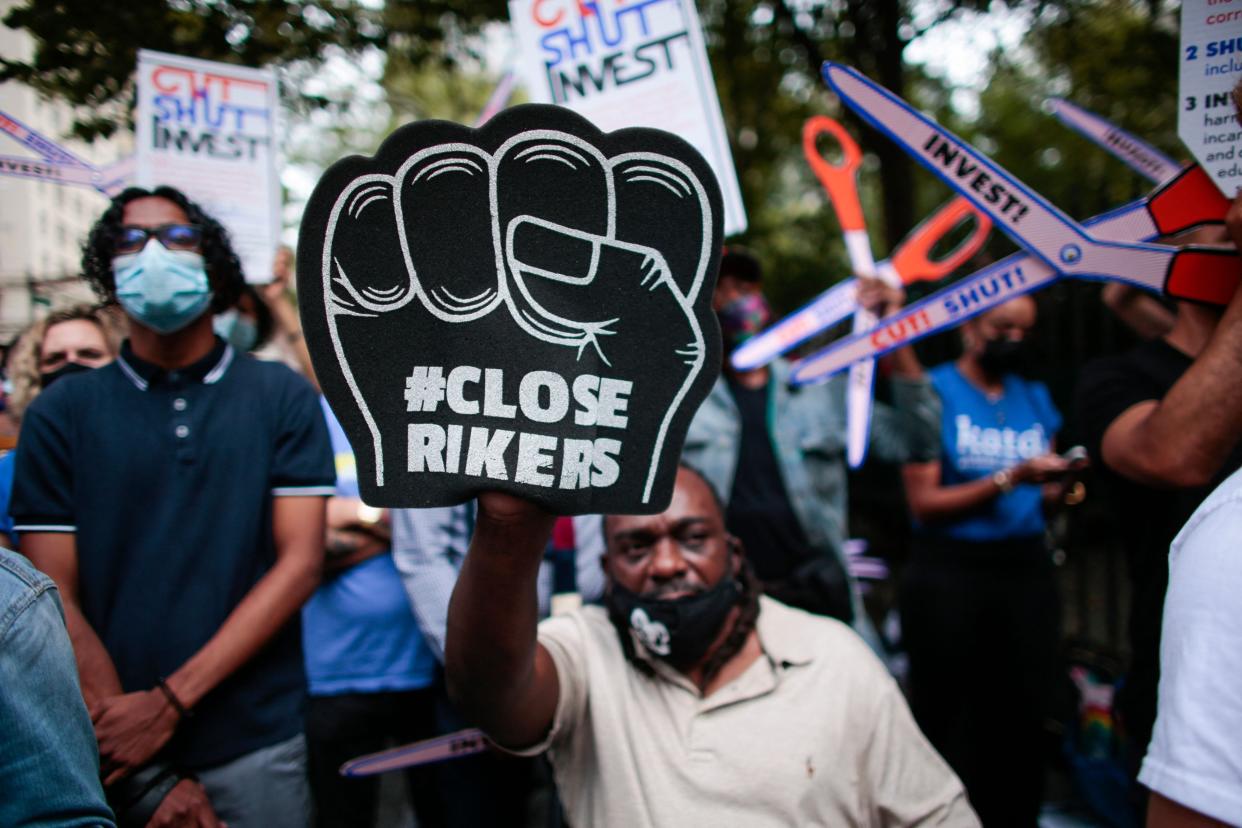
[[977, 338, 1030, 377], [40, 361, 94, 389], [605, 576, 741, 671]]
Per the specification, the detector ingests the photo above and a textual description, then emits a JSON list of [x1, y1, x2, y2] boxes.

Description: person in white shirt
[[1140, 465, 1242, 827], [445, 464, 979, 827]]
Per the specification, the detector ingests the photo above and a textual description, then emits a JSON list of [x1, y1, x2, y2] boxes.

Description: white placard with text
[[1178, 0, 1242, 196], [509, 0, 747, 236], [136, 50, 281, 282]]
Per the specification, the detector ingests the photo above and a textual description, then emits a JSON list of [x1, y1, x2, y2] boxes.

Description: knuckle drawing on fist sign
[[299, 105, 724, 515]]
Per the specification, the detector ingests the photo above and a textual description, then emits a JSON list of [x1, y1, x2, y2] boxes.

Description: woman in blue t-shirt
[[900, 295, 1078, 828]]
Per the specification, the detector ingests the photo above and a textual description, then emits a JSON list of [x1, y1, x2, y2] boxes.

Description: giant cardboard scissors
[[1046, 98, 1182, 185], [731, 192, 987, 371], [734, 117, 990, 466], [788, 64, 1238, 387]]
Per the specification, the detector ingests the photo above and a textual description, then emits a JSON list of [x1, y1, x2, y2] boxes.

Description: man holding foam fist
[[444, 466, 979, 826]]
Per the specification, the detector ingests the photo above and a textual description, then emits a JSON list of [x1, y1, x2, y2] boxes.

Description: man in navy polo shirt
[[12, 186, 335, 827]]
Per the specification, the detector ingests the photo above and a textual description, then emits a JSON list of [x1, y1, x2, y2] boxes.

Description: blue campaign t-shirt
[[0, 451, 15, 539], [924, 363, 1062, 542], [301, 399, 436, 696]]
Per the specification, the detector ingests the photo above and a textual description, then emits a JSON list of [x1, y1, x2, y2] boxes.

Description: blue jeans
[[197, 733, 311, 828], [0, 548, 115, 827]]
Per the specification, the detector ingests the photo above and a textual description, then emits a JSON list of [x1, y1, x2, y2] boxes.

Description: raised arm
[[1098, 197, 1242, 488], [445, 493, 560, 748], [1099, 297, 1242, 487]]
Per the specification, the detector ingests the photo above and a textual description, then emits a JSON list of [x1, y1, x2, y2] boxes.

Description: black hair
[[81, 186, 244, 314], [719, 246, 762, 284]]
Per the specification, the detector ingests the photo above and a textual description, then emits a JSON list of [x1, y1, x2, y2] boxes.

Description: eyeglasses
[[115, 224, 202, 255]]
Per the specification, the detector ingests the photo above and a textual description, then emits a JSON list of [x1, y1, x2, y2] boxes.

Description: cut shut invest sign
[[299, 105, 723, 515]]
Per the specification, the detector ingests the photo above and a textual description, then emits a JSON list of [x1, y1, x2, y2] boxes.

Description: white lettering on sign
[[954, 415, 1048, 471], [405, 366, 631, 490]]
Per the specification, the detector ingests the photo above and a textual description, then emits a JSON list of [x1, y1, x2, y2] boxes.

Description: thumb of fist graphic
[[298, 106, 723, 514]]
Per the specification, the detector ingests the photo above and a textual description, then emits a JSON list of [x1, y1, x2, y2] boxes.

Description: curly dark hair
[[81, 186, 244, 314]]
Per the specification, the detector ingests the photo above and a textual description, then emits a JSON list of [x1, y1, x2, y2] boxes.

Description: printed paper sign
[[136, 50, 281, 282], [508, 0, 747, 236], [1179, 0, 1242, 196], [298, 104, 723, 515]]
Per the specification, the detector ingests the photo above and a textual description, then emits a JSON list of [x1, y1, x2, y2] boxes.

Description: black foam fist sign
[[298, 105, 723, 514]]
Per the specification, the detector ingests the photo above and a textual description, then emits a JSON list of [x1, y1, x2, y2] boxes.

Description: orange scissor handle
[[802, 116, 867, 232], [888, 197, 993, 285]]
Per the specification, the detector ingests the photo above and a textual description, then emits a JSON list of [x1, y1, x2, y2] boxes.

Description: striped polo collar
[[117, 337, 235, 391]]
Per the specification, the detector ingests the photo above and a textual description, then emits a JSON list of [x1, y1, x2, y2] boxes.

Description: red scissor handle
[[888, 196, 992, 285], [1147, 164, 1231, 237], [802, 116, 867, 232], [1164, 247, 1241, 306]]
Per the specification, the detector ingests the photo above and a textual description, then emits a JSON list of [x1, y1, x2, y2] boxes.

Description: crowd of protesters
[[2, 91, 1242, 828]]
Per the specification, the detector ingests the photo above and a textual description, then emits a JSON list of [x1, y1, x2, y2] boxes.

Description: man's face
[[965, 294, 1036, 354], [712, 274, 762, 312], [40, 320, 112, 373], [603, 467, 737, 597]]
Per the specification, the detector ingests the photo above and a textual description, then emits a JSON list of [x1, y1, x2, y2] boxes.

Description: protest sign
[[508, 0, 747, 237], [732, 196, 988, 372], [298, 104, 723, 515], [340, 729, 488, 777], [135, 50, 281, 282], [787, 64, 1239, 386], [1179, 0, 1242, 196], [1046, 98, 1182, 184], [789, 163, 1233, 384], [0, 110, 132, 195]]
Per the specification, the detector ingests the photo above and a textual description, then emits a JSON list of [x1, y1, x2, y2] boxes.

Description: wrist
[[992, 468, 1016, 494], [157, 676, 194, 720]]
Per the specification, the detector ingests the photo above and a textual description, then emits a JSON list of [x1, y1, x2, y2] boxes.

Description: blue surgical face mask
[[113, 240, 212, 334], [213, 308, 259, 352]]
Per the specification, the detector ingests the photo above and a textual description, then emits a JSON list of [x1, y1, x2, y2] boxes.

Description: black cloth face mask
[[40, 361, 94, 389], [605, 575, 741, 670], [978, 338, 1030, 377]]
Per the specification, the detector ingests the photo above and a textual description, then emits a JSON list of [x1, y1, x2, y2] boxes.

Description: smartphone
[[1061, 445, 1089, 469]]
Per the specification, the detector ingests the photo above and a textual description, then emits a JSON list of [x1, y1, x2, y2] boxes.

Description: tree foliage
[[5, 0, 1184, 318]]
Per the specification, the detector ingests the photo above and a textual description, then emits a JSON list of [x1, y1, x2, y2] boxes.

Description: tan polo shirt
[[514, 596, 978, 827]]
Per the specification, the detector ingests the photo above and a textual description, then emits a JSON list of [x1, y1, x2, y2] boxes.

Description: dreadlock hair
[[81, 186, 244, 315]]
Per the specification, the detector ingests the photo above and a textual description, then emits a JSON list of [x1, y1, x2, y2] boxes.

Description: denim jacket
[[0, 548, 115, 826], [682, 360, 941, 642]]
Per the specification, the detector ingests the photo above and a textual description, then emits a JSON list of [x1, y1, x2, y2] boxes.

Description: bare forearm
[[906, 475, 1002, 523], [63, 600, 124, 707], [166, 553, 320, 709], [1137, 301, 1242, 482], [445, 507, 554, 734]]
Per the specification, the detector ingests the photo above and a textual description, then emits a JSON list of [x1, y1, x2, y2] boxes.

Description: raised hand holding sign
[[299, 105, 723, 514]]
